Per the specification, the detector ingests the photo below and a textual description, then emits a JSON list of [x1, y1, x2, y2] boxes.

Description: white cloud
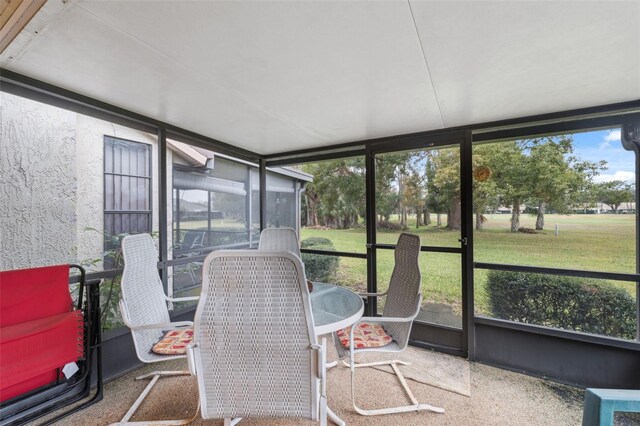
[[599, 130, 622, 149], [594, 170, 635, 183], [604, 130, 621, 143]]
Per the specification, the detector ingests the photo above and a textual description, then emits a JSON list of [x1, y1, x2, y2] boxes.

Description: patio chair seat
[[0, 310, 83, 401], [337, 322, 393, 349]]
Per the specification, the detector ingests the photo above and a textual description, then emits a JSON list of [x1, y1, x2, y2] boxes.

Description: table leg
[[322, 337, 346, 426]]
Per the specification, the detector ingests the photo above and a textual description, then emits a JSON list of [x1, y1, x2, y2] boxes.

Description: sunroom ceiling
[[1, 1, 638, 155]]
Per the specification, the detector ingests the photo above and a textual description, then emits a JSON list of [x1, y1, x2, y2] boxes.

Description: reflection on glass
[[170, 265, 201, 311], [375, 146, 461, 248], [172, 156, 255, 257], [473, 129, 635, 274]]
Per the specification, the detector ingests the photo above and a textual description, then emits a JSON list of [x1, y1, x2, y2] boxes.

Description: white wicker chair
[[187, 250, 327, 426], [258, 227, 301, 257], [335, 233, 444, 417], [114, 233, 199, 425]]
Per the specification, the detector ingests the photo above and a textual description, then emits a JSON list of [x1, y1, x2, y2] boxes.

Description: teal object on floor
[[582, 388, 640, 426]]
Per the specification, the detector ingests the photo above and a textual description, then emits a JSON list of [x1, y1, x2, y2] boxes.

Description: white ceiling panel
[[1, 1, 638, 155], [410, 1, 640, 127], [1, 0, 442, 154]]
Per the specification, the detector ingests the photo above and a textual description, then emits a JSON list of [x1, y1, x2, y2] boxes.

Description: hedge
[[486, 270, 636, 340], [301, 237, 339, 283]]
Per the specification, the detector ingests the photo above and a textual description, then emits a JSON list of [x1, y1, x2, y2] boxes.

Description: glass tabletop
[[310, 282, 364, 335]]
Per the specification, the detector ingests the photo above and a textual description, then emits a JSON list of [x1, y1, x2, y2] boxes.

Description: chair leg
[[224, 418, 243, 426], [109, 370, 198, 425], [320, 394, 328, 426], [349, 359, 445, 416]]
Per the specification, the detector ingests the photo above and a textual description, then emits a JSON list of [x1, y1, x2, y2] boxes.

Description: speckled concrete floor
[[45, 352, 605, 426]]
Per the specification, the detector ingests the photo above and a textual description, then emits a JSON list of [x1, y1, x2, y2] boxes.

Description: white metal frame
[[111, 234, 200, 426], [187, 250, 327, 426], [340, 233, 445, 417], [343, 304, 445, 416]]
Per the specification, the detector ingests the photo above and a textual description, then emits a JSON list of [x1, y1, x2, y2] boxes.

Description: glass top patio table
[[310, 282, 364, 335]]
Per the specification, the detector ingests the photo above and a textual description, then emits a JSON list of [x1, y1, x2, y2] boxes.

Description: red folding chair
[[0, 264, 102, 425]]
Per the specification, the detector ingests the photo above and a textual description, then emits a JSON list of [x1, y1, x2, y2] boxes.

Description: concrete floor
[[48, 353, 632, 426]]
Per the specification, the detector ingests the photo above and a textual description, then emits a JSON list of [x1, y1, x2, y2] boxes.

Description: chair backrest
[[0, 264, 73, 327], [193, 250, 318, 420], [258, 227, 301, 257], [383, 233, 422, 348], [120, 233, 170, 363]]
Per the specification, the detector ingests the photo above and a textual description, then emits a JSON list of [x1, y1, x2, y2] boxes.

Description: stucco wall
[[0, 92, 164, 272], [0, 92, 78, 269]]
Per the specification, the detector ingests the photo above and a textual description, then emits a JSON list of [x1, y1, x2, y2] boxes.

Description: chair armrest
[[165, 295, 200, 303], [120, 300, 194, 330], [354, 293, 422, 326], [186, 343, 198, 376], [127, 321, 193, 331]]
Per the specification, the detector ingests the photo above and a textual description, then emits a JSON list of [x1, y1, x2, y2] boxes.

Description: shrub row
[[300, 237, 339, 283], [486, 270, 636, 340]]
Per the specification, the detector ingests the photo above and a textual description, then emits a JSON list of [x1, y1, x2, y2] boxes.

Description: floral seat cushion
[[152, 328, 193, 355], [337, 322, 393, 349]]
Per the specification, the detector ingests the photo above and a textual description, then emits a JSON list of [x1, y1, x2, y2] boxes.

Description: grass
[[301, 213, 636, 316]]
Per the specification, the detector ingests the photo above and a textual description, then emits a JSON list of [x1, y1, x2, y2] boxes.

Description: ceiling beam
[[0, 0, 46, 54]]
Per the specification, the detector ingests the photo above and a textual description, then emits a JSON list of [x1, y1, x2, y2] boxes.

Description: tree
[[472, 144, 500, 230], [403, 171, 425, 229], [525, 136, 604, 230], [426, 148, 461, 230], [596, 181, 634, 213], [301, 158, 365, 229], [487, 142, 531, 232], [374, 152, 413, 225]]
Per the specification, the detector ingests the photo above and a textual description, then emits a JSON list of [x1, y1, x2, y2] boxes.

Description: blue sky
[[572, 128, 635, 183]]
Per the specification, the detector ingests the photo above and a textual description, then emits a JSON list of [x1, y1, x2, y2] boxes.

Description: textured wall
[[0, 92, 162, 271], [0, 92, 78, 269]]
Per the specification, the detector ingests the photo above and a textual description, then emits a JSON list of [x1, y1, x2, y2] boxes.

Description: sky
[[572, 128, 635, 183]]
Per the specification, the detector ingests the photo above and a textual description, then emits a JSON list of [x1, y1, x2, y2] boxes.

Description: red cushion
[[0, 265, 73, 327], [152, 328, 194, 355], [337, 322, 393, 349]]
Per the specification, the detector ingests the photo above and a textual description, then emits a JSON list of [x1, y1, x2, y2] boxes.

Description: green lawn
[[301, 213, 636, 315]]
